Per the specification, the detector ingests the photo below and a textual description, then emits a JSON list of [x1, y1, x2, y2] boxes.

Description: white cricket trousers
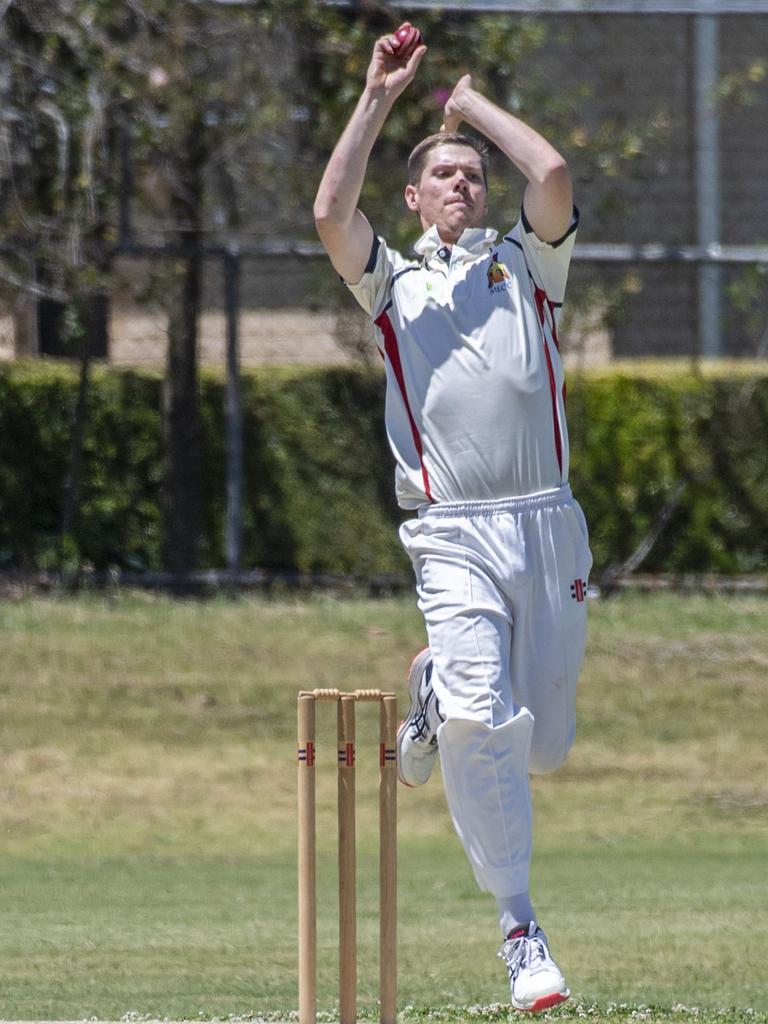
[[399, 484, 593, 897]]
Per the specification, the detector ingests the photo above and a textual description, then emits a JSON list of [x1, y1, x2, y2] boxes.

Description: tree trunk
[[162, 127, 205, 574]]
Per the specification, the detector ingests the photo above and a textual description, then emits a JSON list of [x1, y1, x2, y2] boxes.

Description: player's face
[[405, 144, 487, 244]]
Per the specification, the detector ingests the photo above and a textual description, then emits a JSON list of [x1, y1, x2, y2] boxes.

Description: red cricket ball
[[393, 24, 423, 51]]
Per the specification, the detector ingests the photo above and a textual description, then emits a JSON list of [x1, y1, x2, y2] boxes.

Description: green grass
[[0, 591, 766, 1020]]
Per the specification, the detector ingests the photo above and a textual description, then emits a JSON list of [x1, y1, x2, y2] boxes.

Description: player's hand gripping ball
[[392, 23, 423, 54]]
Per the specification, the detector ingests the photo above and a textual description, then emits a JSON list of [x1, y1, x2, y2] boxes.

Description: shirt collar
[[413, 224, 499, 263]]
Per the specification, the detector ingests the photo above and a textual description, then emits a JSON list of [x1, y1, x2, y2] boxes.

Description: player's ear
[[404, 183, 419, 212]]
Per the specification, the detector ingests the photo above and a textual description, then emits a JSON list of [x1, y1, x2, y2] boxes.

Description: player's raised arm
[[440, 75, 573, 244], [313, 24, 427, 283]]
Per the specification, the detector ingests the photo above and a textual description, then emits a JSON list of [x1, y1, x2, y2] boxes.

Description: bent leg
[[437, 711, 534, 895], [400, 517, 535, 896]]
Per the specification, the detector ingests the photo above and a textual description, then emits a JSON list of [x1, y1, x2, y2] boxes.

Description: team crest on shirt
[[487, 253, 512, 294]]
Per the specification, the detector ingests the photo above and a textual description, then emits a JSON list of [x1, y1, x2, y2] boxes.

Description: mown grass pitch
[[0, 591, 766, 1020]]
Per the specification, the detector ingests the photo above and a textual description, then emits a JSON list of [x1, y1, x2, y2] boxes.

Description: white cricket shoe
[[396, 648, 443, 787], [498, 922, 570, 1013]]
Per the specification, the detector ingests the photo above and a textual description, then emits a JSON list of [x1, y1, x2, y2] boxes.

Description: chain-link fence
[[2, 1, 767, 366]]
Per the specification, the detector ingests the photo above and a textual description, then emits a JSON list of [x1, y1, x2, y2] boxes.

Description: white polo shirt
[[346, 210, 578, 509]]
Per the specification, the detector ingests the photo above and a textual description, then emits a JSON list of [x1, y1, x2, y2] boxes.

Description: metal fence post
[[694, 13, 722, 358]]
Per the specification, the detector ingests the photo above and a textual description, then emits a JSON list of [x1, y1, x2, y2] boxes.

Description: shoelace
[[410, 689, 437, 741], [410, 663, 446, 745], [498, 930, 553, 978]]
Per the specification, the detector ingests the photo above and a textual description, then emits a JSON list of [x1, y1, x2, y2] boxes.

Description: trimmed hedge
[[0, 361, 766, 576], [567, 369, 768, 575]]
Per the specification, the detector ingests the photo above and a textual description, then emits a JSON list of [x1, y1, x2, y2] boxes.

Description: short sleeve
[[344, 235, 408, 319], [513, 206, 579, 302]]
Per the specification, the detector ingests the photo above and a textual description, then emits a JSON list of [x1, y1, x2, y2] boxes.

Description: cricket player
[[313, 23, 592, 1013]]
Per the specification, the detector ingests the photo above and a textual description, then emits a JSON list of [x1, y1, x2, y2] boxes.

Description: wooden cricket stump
[[297, 688, 398, 1024]]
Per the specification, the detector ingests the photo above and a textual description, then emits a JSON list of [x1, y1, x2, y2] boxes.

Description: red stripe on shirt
[[374, 310, 433, 502], [534, 285, 563, 477], [547, 299, 566, 416]]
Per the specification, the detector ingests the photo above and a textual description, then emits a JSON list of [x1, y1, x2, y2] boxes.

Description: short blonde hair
[[407, 132, 489, 187]]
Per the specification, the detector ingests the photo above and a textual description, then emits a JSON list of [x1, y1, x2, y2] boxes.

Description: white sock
[[497, 893, 535, 937]]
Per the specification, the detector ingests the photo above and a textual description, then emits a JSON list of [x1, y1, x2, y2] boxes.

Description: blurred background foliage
[[1, 361, 766, 579]]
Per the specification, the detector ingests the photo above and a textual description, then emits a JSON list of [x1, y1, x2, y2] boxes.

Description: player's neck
[[420, 219, 460, 248]]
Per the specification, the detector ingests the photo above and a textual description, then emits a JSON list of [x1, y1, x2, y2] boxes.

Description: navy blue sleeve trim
[[364, 234, 381, 275], [501, 234, 565, 305], [520, 205, 580, 248], [338, 233, 382, 284]]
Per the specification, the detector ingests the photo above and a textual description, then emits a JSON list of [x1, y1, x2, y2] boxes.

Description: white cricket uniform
[[346, 210, 592, 897]]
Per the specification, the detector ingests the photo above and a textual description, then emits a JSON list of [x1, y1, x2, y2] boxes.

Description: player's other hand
[[440, 74, 474, 132], [366, 22, 427, 97]]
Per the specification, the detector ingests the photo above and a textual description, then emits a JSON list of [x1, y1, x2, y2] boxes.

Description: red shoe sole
[[517, 992, 570, 1013]]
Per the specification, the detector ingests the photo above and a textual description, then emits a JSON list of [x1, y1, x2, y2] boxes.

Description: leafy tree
[[1, 0, 303, 572], [1, 1, 138, 570], [121, 1, 316, 571]]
